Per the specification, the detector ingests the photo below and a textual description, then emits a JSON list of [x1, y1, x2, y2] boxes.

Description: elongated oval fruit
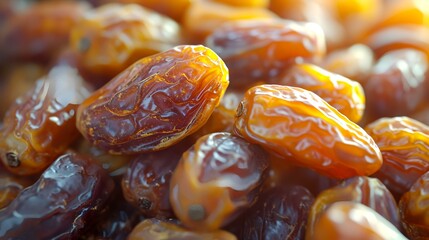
[[77, 45, 229, 154], [234, 84, 382, 179]]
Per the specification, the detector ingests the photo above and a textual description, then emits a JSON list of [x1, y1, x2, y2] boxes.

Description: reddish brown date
[[366, 117, 429, 198], [234, 84, 382, 179], [364, 48, 428, 117], [0, 65, 92, 175], [128, 219, 237, 240], [205, 19, 326, 88], [169, 132, 269, 230], [77, 45, 229, 154], [0, 152, 114, 239], [306, 176, 401, 239], [227, 185, 314, 240], [312, 202, 407, 240], [400, 171, 429, 239], [0, 164, 35, 209]]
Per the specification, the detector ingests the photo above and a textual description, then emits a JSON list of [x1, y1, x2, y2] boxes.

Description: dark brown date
[[0, 65, 92, 175], [169, 132, 269, 230], [77, 45, 229, 154], [0, 164, 35, 209], [0, 152, 114, 239], [227, 185, 314, 240]]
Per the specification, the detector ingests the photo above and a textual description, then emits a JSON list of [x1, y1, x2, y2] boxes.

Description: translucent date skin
[[128, 219, 237, 240], [274, 63, 365, 123], [365, 117, 429, 198], [234, 84, 382, 179], [0, 164, 35, 209], [77, 45, 229, 154], [400, 171, 429, 239], [0, 65, 92, 175], [228, 185, 314, 240], [364, 49, 428, 117], [121, 142, 191, 218], [312, 202, 408, 240], [170, 132, 269, 231], [0, 1, 89, 63], [0, 153, 115, 239], [306, 176, 401, 240], [70, 4, 181, 82], [205, 19, 326, 88]]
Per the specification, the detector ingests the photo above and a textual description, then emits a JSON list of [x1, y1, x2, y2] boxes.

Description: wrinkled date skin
[[122, 142, 191, 218], [0, 165, 35, 209], [77, 45, 229, 154], [274, 63, 365, 123], [205, 19, 326, 88], [312, 202, 408, 240], [0, 1, 89, 63], [306, 176, 401, 240], [234, 84, 382, 179], [364, 48, 428, 117], [128, 219, 238, 240], [0, 65, 92, 175], [400, 171, 429, 239], [0, 152, 115, 239], [228, 185, 314, 240], [365, 117, 429, 198], [70, 3, 182, 82], [170, 132, 269, 231]]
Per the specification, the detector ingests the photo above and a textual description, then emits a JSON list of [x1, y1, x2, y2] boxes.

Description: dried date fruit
[[0, 1, 89, 63], [312, 202, 408, 240], [0, 152, 115, 239], [170, 132, 269, 230], [77, 45, 229, 154], [234, 84, 382, 179], [273, 63, 365, 122], [0, 164, 35, 209], [399, 170, 429, 239], [364, 48, 428, 117], [128, 219, 237, 240], [227, 185, 314, 240], [0, 65, 92, 175], [205, 19, 326, 88], [213, 0, 269, 7], [122, 142, 191, 218], [365, 116, 429, 198], [306, 176, 401, 239], [70, 3, 181, 84]]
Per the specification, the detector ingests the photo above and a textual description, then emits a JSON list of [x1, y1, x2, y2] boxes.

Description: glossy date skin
[[400, 171, 429, 239], [366, 117, 429, 198], [77, 45, 229, 154], [0, 164, 35, 209], [0, 152, 115, 239], [170, 132, 269, 230], [228, 185, 314, 240], [205, 19, 326, 88], [128, 219, 238, 240], [312, 202, 408, 240], [234, 84, 382, 179], [0, 65, 92, 175], [70, 3, 181, 82], [306, 176, 401, 240], [274, 63, 365, 122]]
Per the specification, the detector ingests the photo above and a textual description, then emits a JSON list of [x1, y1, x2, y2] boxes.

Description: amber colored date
[[234, 84, 382, 179], [128, 219, 237, 240], [0, 164, 35, 209], [0, 1, 89, 63], [77, 45, 229, 154], [0, 65, 92, 175], [205, 19, 326, 88], [213, 0, 269, 7], [400, 171, 429, 239], [312, 202, 408, 240], [273, 63, 365, 122], [170, 132, 269, 230], [364, 48, 428, 117], [306, 176, 401, 239], [228, 185, 314, 240], [365, 117, 429, 198], [0, 152, 114, 239]]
